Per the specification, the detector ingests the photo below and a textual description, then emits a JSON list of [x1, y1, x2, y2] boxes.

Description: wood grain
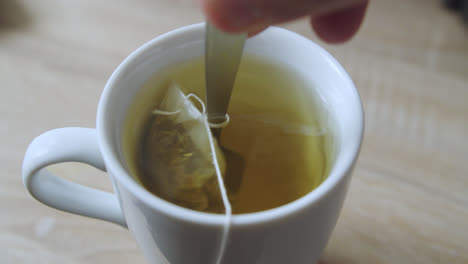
[[1, 0, 467, 263]]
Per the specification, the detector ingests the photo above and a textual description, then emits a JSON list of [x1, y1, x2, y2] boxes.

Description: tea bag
[[140, 83, 228, 213]]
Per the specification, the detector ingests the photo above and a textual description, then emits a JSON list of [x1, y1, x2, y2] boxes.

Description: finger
[[201, 0, 367, 33], [311, 1, 368, 43], [247, 24, 269, 37]]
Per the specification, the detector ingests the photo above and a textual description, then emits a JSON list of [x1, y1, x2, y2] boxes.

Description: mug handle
[[22, 127, 127, 227]]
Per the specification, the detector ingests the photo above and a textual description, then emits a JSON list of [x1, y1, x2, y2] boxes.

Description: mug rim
[[97, 23, 364, 226]]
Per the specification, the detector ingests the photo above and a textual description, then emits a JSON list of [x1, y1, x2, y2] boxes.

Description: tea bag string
[[151, 109, 182, 115], [153, 93, 232, 264], [185, 94, 230, 129], [187, 94, 231, 264]]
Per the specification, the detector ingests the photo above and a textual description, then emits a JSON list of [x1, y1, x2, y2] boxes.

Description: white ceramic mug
[[22, 23, 364, 264]]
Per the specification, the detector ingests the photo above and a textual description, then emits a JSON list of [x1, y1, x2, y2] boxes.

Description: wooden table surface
[[1, 0, 467, 263]]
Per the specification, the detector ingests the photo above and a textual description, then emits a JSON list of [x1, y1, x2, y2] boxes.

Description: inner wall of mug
[[98, 24, 362, 221]]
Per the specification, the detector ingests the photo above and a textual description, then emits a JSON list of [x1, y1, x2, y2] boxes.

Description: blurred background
[[1, 0, 467, 263]]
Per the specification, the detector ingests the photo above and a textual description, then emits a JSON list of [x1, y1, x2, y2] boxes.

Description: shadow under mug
[[22, 23, 364, 264]]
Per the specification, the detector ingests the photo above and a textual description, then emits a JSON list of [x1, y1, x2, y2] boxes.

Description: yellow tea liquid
[[123, 56, 333, 214]]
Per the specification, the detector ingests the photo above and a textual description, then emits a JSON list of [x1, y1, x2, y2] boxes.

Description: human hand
[[201, 0, 369, 43]]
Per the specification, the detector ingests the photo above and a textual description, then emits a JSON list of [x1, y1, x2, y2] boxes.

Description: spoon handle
[[205, 23, 247, 124]]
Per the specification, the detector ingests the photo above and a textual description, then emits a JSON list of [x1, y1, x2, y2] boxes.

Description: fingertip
[[201, 0, 259, 33], [200, 0, 231, 32], [311, 1, 369, 44]]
